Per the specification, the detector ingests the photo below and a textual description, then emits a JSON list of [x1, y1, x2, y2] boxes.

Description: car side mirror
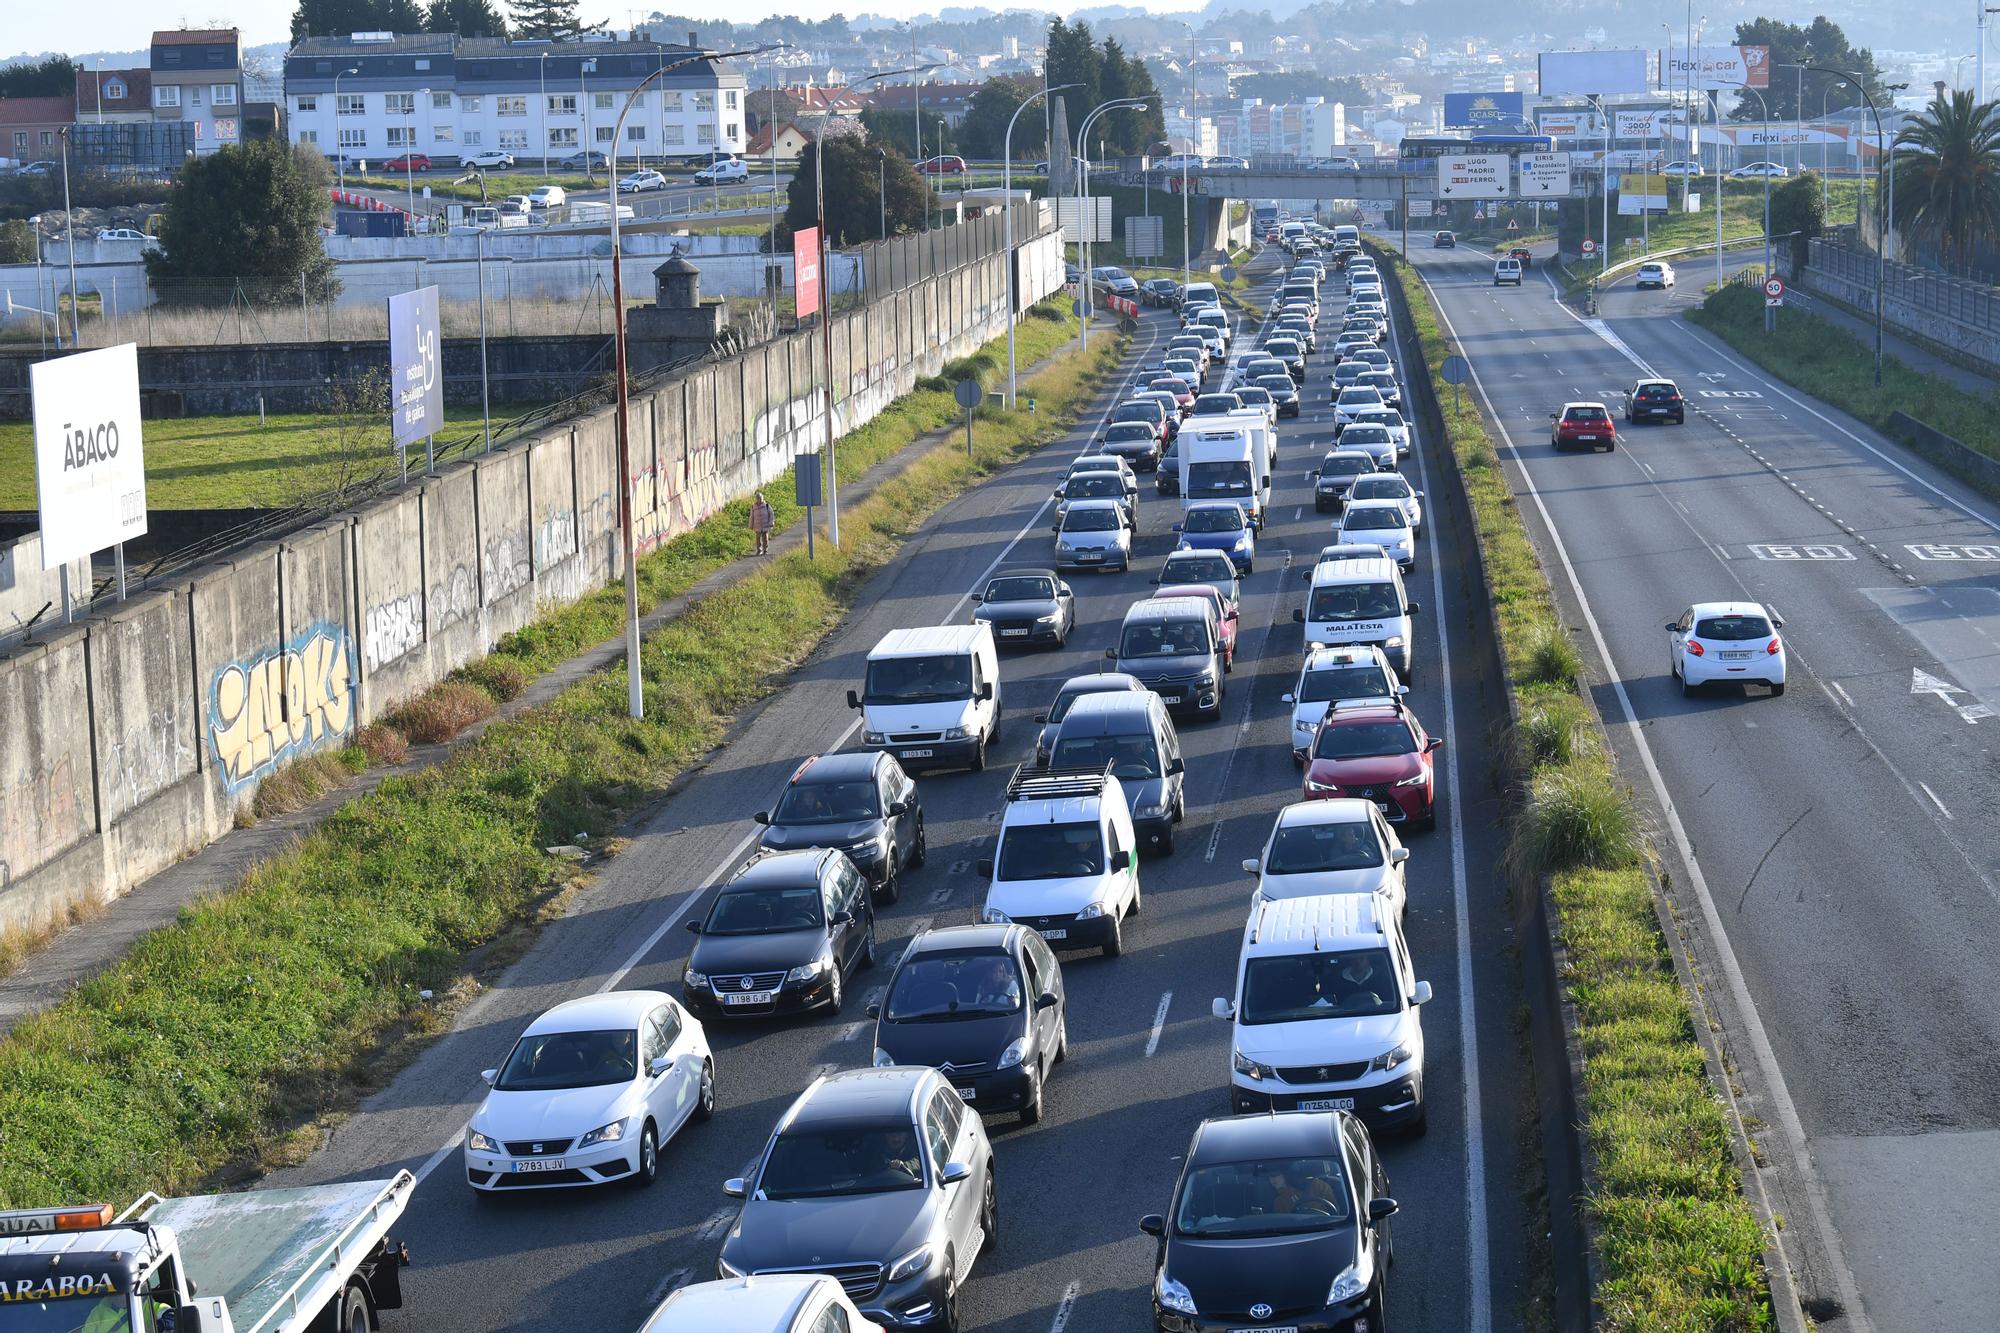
[[752, 810, 771, 825], [865, 1001, 882, 1018], [685, 920, 703, 935], [846, 689, 861, 710], [1167, 757, 1185, 776], [1033, 713, 1049, 725], [1426, 737, 1443, 752], [1050, 522, 1061, 533], [1548, 412, 1559, 421], [1664, 622, 1679, 632], [1396, 685, 1410, 696], [176, 1306, 208, 1333], [1773, 614, 1785, 628], [889, 799, 912, 816], [1110, 849, 1132, 871], [1412, 981, 1434, 1006], [1293, 609, 1306, 623], [480, 1068, 497, 1086], [722, 1177, 748, 1198], [1036, 990, 1059, 1010], [1148, 576, 1160, 585], [1391, 847, 1411, 865], [649, 1055, 673, 1078], [1059, 584, 1073, 597], [976, 858, 994, 877], [1170, 522, 1183, 532], [1241, 857, 1261, 876], [1369, 1197, 1400, 1224], [1211, 997, 1235, 1020], [832, 909, 855, 926], [1139, 1214, 1166, 1237], [1405, 602, 1421, 615], [940, 1161, 972, 1185]]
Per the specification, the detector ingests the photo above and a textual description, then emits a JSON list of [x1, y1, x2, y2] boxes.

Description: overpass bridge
[[1117, 156, 1593, 203]]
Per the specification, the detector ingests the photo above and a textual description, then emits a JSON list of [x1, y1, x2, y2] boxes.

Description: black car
[[1625, 377, 1686, 424], [973, 568, 1076, 649], [1253, 374, 1301, 419], [1142, 278, 1183, 308], [1432, 229, 1456, 248], [1156, 437, 1182, 496], [753, 751, 926, 903], [683, 848, 876, 1017], [1263, 337, 1307, 383], [1102, 420, 1165, 471], [867, 924, 1068, 1122], [1141, 1111, 1398, 1333]]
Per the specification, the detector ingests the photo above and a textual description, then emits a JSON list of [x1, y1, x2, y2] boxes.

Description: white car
[[1337, 498, 1417, 572], [981, 766, 1143, 956], [1242, 800, 1410, 921], [695, 157, 749, 183], [1281, 645, 1405, 763], [1661, 160, 1703, 176], [1667, 601, 1788, 696], [464, 990, 713, 1191], [527, 184, 567, 209], [1636, 261, 1676, 289], [463, 149, 516, 170], [1729, 161, 1789, 179], [1333, 384, 1387, 427], [1052, 497, 1135, 572], [637, 1273, 886, 1333], [1351, 406, 1411, 459], [619, 169, 667, 193], [1348, 472, 1424, 534], [96, 227, 150, 241]]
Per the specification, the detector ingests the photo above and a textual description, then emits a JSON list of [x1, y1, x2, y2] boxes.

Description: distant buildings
[[152, 29, 247, 156]]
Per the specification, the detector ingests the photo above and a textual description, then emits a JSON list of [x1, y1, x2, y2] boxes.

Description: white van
[[847, 625, 1003, 772], [1332, 223, 1361, 250], [1180, 281, 1219, 314], [1189, 305, 1233, 349], [980, 764, 1143, 957], [1212, 892, 1432, 1130], [1293, 555, 1418, 681]]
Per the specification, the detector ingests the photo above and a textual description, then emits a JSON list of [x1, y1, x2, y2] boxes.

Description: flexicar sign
[[31, 343, 148, 570]]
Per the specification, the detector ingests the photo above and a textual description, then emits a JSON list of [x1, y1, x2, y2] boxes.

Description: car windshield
[[1066, 475, 1124, 499], [1164, 555, 1234, 584], [774, 780, 880, 824], [704, 884, 826, 935], [1565, 407, 1609, 423], [1052, 731, 1162, 780], [1351, 478, 1409, 501], [1115, 403, 1163, 424], [1185, 507, 1245, 533], [1340, 428, 1392, 448], [986, 576, 1056, 603], [1338, 389, 1383, 407], [1266, 820, 1385, 873], [1187, 461, 1253, 494], [886, 951, 1025, 1019], [1151, 379, 1191, 396], [1064, 507, 1122, 532], [1267, 341, 1302, 356], [1194, 396, 1240, 413], [1106, 424, 1156, 443], [1249, 362, 1288, 379], [1174, 1156, 1354, 1237], [495, 1027, 638, 1090], [1355, 411, 1401, 429], [1360, 375, 1397, 392], [1308, 583, 1402, 621], [1299, 663, 1395, 704], [866, 654, 972, 703], [1694, 614, 1774, 640], [1241, 949, 1400, 1023], [1314, 720, 1415, 760], [759, 1123, 928, 1199], [1254, 377, 1293, 395], [997, 821, 1106, 880], [1121, 620, 1212, 657], [1238, 387, 1273, 405], [1343, 508, 1407, 532]]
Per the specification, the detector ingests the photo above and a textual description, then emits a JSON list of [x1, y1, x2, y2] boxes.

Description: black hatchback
[[868, 924, 1069, 1124], [683, 849, 876, 1018], [1141, 1111, 1398, 1333], [753, 751, 926, 903]]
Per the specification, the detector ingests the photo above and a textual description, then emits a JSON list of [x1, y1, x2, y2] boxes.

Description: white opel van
[[1293, 555, 1418, 682], [848, 625, 1003, 772], [979, 764, 1142, 957]]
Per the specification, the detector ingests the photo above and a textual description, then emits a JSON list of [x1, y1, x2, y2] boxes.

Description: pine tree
[[426, 0, 508, 35], [507, 0, 596, 39]]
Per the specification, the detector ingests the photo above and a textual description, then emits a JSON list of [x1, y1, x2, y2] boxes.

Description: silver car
[[1052, 497, 1134, 572], [720, 1067, 995, 1332]]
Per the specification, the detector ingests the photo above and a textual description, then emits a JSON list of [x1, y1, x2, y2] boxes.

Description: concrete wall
[[0, 533, 92, 654], [0, 215, 1065, 934], [1801, 240, 2000, 372]]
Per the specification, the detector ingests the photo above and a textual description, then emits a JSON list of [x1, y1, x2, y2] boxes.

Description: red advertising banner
[[793, 225, 821, 319]]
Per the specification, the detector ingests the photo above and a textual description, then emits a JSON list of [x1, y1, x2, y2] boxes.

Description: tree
[[0, 219, 35, 265], [506, 0, 598, 39], [1770, 169, 1828, 268], [786, 137, 929, 244], [426, 0, 507, 35], [145, 140, 338, 301], [0, 54, 76, 99], [859, 107, 953, 160], [1230, 71, 1368, 107], [1114, 49, 1167, 154], [291, 0, 399, 40], [1890, 89, 2000, 266], [956, 77, 1034, 161], [1727, 17, 1885, 123], [1045, 19, 1101, 134], [747, 89, 803, 137]]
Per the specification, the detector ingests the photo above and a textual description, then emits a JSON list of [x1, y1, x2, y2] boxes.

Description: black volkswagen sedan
[[754, 751, 926, 903], [683, 849, 876, 1018], [1140, 1111, 1398, 1333], [867, 924, 1068, 1123]]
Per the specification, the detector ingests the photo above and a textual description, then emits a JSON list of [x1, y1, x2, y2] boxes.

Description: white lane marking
[[1919, 782, 1954, 819], [1911, 667, 1997, 724], [1417, 265, 1867, 1326], [1827, 680, 1855, 708], [1204, 549, 1295, 862], [1145, 991, 1173, 1057], [1046, 1280, 1082, 1333]]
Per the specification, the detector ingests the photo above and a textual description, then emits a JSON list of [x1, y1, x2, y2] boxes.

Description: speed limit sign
[[1764, 275, 1786, 307], [1581, 238, 1597, 257]]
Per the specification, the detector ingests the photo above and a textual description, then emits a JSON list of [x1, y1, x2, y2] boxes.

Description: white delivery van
[[1179, 421, 1270, 527], [1293, 555, 1419, 681], [980, 763, 1143, 956], [847, 625, 1003, 772], [1189, 305, 1234, 349], [1180, 281, 1220, 314], [1223, 406, 1278, 470], [1333, 223, 1361, 249]]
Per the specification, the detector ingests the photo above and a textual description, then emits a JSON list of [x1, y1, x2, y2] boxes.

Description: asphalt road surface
[[1403, 239, 2000, 1332], [269, 248, 1537, 1331]]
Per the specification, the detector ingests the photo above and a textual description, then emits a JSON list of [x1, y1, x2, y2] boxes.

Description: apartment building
[[151, 28, 246, 155]]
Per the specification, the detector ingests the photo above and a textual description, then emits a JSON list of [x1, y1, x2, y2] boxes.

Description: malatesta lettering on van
[[1, 1272, 123, 1302], [61, 420, 122, 471]]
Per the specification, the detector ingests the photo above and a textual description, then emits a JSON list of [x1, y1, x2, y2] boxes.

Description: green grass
[[0, 294, 1120, 1209], [0, 405, 544, 510], [1690, 281, 2000, 465], [1576, 179, 1864, 265], [1381, 245, 1774, 1331]]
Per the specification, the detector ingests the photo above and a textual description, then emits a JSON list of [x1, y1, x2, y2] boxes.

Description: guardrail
[[1564, 230, 1778, 289]]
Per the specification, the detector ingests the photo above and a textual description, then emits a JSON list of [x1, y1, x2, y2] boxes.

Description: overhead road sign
[[1438, 154, 1511, 200], [1518, 152, 1572, 197]]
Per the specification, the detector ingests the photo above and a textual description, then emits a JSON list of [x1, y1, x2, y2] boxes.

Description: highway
[[1401, 239, 2000, 1332], [267, 247, 1537, 1331]]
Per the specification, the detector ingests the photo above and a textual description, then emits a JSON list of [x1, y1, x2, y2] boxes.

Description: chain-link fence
[[1811, 236, 2000, 334]]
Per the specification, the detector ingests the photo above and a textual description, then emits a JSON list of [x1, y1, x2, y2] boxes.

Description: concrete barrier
[[0, 217, 1066, 935]]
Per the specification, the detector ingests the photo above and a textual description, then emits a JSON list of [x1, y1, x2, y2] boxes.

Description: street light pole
[[1586, 94, 1610, 283], [1807, 65, 1889, 384], [333, 67, 358, 190], [1741, 85, 1775, 330], [540, 52, 550, 179], [59, 131, 79, 346], [1004, 83, 1079, 406], [1075, 97, 1149, 352]]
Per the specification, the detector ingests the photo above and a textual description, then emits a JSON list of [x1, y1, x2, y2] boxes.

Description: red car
[[1149, 376, 1197, 415], [1158, 583, 1238, 667], [384, 153, 432, 172], [915, 155, 967, 175], [1301, 699, 1442, 831], [1550, 401, 1618, 452]]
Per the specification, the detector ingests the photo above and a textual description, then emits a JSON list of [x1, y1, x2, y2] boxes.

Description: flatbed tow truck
[[0, 1171, 413, 1333]]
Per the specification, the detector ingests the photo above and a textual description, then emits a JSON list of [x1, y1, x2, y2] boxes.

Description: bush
[[456, 656, 531, 704], [356, 723, 411, 766], [250, 752, 353, 818], [387, 680, 496, 745], [1509, 761, 1640, 880], [1523, 623, 1582, 687], [1514, 689, 1599, 769]]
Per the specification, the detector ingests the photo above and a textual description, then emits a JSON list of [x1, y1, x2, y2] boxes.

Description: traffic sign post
[[954, 378, 983, 457], [1440, 353, 1470, 415], [1437, 153, 1511, 200], [1764, 275, 1785, 306], [1517, 151, 1572, 198]]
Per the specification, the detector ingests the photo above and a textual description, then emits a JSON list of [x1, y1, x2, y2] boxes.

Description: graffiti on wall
[[363, 590, 424, 672], [431, 561, 479, 634], [208, 623, 355, 790], [484, 531, 531, 602], [0, 751, 89, 892]]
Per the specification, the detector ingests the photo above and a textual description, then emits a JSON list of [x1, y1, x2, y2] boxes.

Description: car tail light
[[1687, 639, 1705, 657], [1767, 638, 1782, 655]]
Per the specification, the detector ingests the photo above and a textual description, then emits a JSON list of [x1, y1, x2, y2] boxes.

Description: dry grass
[[385, 680, 497, 745], [250, 752, 365, 820], [356, 724, 411, 766]]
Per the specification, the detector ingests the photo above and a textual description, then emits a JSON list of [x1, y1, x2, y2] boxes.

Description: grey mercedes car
[[971, 568, 1075, 648], [719, 1067, 997, 1332]]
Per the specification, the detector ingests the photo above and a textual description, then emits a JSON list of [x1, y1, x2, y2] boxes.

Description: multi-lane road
[[1403, 239, 2000, 1332], [268, 247, 1544, 1330]]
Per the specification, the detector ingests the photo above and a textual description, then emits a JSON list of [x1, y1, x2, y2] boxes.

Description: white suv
[[980, 765, 1143, 956], [1242, 800, 1410, 921], [1213, 893, 1433, 1131]]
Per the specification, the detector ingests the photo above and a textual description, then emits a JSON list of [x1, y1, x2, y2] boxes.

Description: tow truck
[[0, 1172, 413, 1332]]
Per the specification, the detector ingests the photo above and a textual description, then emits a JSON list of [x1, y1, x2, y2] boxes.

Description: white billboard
[[1538, 50, 1650, 96], [32, 343, 147, 570], [1538, 110, 1608, 140], [1663, 45, 1771, 90], [1518, 152, 1573, 197], [1437, 153, 1512, 199], [1615, 109, 1680, 139]]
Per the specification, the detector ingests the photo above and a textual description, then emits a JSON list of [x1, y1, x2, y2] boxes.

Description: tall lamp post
[[1585, 94, 1611, 283], [1075, 96, 1149, 352], [601, 42, 780, 719], [1003, 82, 1079, 406], [1739, 85, 1776, 329], [58, 130, 80, 346], [332, 67, 359, 190], [539, 52, 550, 179], [1806, 64, 1890, 384]]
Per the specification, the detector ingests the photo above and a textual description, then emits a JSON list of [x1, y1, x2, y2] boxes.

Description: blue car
[[1173, 501, 1256, 574]]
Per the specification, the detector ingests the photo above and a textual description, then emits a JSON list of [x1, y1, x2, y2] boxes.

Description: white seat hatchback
[[1242, 799, 1410, 922]]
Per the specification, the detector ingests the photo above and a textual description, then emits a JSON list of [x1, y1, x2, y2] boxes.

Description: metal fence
[[1811, 237, 2000, 334]]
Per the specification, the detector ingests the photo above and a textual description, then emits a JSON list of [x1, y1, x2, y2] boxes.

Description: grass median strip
[[0, 296, 1120, 1209], [1383, 247, 1775, 1331]]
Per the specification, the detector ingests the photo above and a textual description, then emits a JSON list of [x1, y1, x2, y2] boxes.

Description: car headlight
[[1305, 777, 1341, 793], [940, 725, 972, 741], [787, 956, 831, 984], [1037, 612, 1063, 624], [1232, 1049, 1276, 1081], [873, 1046, 896, 1068], [886, 1244, 934, 1284], [1056, 539, 1074, 551], [982, 906, 1011, 923], [1328, 1254, 1373, 1305], [1136, 802, 1169, 818], [576, 1118, 627, 1149], [1395, 772, 1428, 788], [1157, 1272, 1199, 1315], [1076, 901, 1107, 920], [865, 730, 888, 745], [1383, 635, 1405, 648], [1193, 671, 1217, 688], [1369, 1041, 1414, 1072], [997, 1037, 1030, 1069], [684, 968, 709, 989], [466, 1129, 500, 1154]]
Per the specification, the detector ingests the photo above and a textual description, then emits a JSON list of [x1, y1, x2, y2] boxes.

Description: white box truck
[[1179, 422, 1271, 528]]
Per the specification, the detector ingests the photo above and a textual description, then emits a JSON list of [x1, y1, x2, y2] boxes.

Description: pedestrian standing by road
[[750, 491, 774, 555]]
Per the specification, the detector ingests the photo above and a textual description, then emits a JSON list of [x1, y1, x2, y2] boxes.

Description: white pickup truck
[[0, 1172, 413, 1333]]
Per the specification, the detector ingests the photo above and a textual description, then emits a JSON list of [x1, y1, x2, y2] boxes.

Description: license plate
[[956, 1086, 977, 1101], [1000, 628, 1030, 637], [900, 749, 934, 759], [1231, 1327, 1299, 1333], [1375, 801, 1393, 814], [1577, 434, 1598, 441], [1297, 1097, 1355, 1112], [1038, 928, 1068, 941], [1158, 695, 1181, 705], [725, 990, 777, 1006], [1721, 651, 1752, 661], [1076, 552, 1103, 562], [512, 1157, 567, 1172]]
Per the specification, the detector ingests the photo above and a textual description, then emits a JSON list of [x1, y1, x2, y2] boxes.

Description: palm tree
[[1890, 88, 2000, 265]]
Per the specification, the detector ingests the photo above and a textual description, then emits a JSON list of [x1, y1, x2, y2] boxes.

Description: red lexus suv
[[1301, 700, 1442, 831]]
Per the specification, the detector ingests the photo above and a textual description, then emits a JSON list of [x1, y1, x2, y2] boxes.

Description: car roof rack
[[1004, 761, 1115, 803], [1329, 696, 1404, 716]]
